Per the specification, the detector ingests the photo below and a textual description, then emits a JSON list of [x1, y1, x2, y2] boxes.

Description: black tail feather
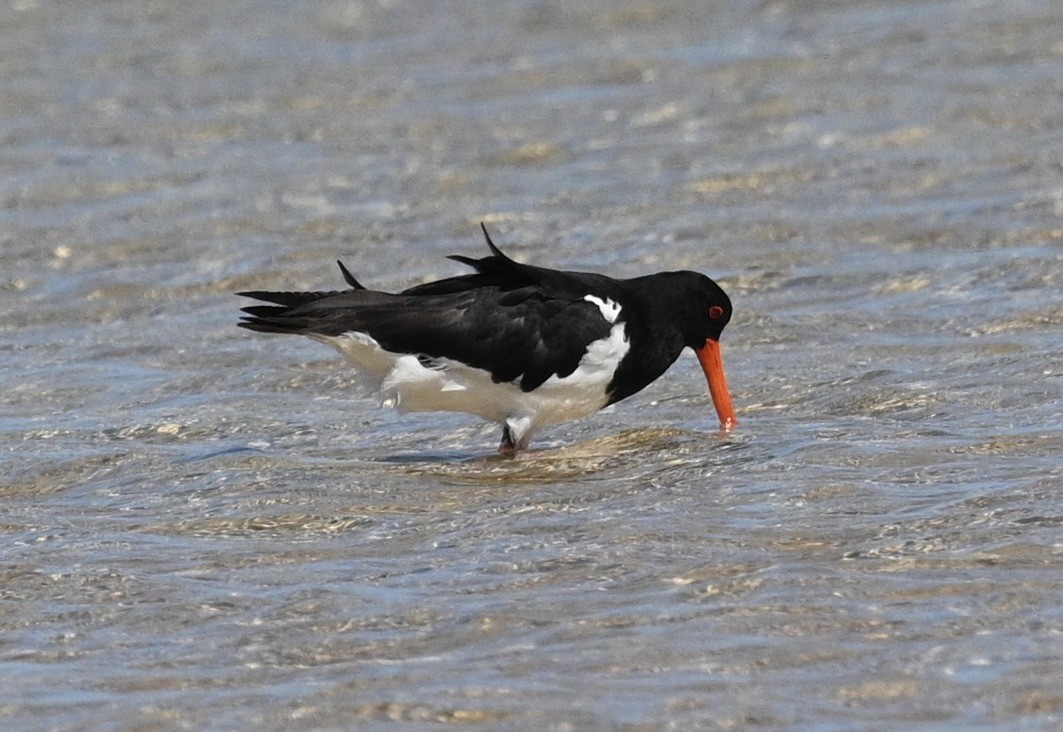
[[240, 304, 290, 318], [237, 261, 363, 309], [237, 301, 312, 333], [237, 317, 309, 334], [238, 287, 394, 336], [237, 289, 339, 335], [236, 290, 327, 307]]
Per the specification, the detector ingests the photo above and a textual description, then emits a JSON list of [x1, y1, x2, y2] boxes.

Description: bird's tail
[[237, 293, 330, 334], [238, 260, 368, 334]]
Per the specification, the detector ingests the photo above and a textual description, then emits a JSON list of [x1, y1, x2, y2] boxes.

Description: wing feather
[[240, 287, 614, 391]]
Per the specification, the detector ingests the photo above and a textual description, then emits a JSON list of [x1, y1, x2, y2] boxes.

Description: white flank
[[314, 320, 630, 447]]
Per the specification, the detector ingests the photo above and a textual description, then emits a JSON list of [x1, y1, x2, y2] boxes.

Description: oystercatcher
[[238, 225, 736, 454]]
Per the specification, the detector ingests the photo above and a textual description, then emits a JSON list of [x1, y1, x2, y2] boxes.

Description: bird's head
[[668, 272, 737, 432]]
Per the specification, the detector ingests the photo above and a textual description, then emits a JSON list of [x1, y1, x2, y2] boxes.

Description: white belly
[[313, 322, 629, 441]]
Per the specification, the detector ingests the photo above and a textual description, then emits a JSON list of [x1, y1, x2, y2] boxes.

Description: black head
[[628, 270, 736, 430], [648, 271, 733, 348]]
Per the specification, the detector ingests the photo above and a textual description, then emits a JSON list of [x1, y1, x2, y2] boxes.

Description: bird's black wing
[[239, 226, 623, 390], [239, 285, 615, 392]]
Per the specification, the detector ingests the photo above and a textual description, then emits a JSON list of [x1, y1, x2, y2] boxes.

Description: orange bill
[[695, 338, 737, 431]]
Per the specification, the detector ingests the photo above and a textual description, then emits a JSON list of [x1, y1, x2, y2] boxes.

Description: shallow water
[[3, 0, 1062, 728]]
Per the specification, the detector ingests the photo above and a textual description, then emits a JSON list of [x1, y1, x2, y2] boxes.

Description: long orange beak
[[695, 338, 737, 432]]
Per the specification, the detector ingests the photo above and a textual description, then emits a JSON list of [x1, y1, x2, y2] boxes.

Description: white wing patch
[[584, 294, 621, 323]]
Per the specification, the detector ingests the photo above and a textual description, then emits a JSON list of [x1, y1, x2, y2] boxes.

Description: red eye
[[709, 305, 725, 320]]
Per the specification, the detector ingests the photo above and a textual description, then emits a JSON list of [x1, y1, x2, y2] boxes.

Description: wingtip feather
[[480, 222, 506, 258], [337, 260, 365, 290]]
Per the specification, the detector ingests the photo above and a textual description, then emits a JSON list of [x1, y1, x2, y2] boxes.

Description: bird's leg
[[499, 416, 534, 456], [498, 425, 518, 456]]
